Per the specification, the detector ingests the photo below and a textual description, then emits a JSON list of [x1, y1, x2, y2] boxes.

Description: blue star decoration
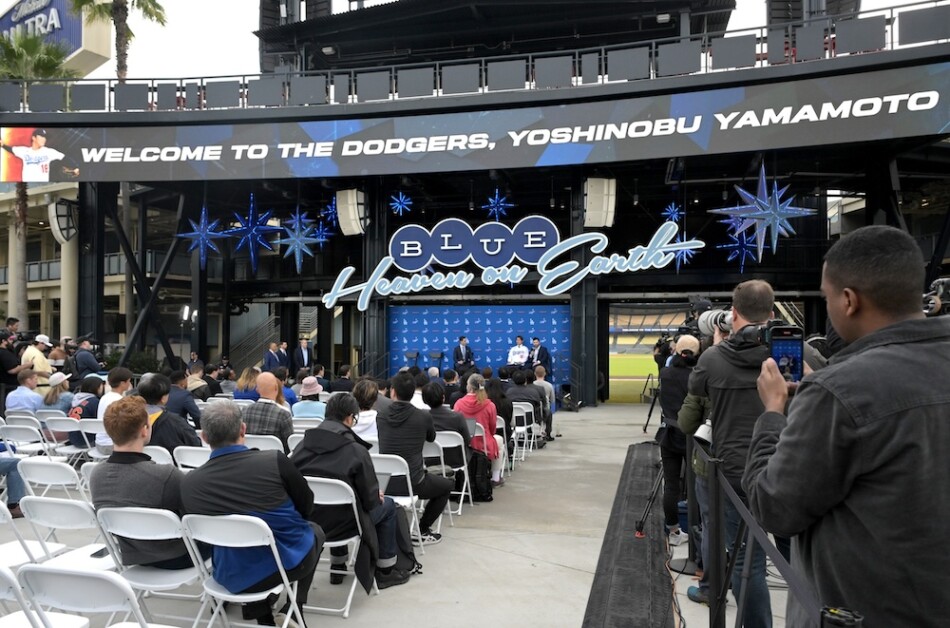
[[322, 197, 339, 227], [717, 230, 758, 273], [277, 208, 322, 274], [178, 205, 230, 270], [707, 164, 816, 262], [718, 214, 745, 234], [482, 188, 515, 221], [226, 194, 283, 275], [674, 232, 697, 272], [390, 191, 413, 216], [313, 221, 333, 249], [662, 202, 684, 223]]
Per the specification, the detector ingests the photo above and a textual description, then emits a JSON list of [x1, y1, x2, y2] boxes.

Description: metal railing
[[0, 2, 945, 115], [227, 314, 280, 374]]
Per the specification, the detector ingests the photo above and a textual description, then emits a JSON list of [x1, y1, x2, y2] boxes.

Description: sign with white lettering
[[0, 0, 110, 75], [323, 216, 706, 310]]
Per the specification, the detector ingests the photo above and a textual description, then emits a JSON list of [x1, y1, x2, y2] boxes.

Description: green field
[[606, 353, 658, 403]]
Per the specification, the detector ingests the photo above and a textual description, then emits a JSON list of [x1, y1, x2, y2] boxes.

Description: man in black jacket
[[292, 394, 409, 590], [422, 382, 471, 467], [377, 372, 452, 545], [507, 369, 552, 442], [136, 374, 201, 454]]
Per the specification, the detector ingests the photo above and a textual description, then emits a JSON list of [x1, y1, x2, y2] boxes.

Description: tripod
[[642, 382, 660, 433], [634, 458, 664, 539]]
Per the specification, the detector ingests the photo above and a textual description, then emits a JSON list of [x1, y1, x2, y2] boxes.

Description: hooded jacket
[[376, 400, 435, 486]]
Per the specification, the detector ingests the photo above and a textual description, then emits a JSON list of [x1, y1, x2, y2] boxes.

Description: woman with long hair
[[484, 377, 513, 449], [67, 375, 104, 448], [233, 367, 260, 401], [453, 374, 506, 486], [42, 372, 74, 412]]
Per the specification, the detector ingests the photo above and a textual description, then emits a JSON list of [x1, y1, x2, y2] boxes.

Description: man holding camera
[[744, 226, 950, 627], [688, 279, 777, 628]]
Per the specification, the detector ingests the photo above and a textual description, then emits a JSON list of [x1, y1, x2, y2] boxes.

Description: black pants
[[413, 473, 454, 532], [660, 446, 686, 528], [242, 523, 325, 623]]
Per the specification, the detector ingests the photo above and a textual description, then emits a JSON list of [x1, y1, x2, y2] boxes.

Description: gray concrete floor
[[3, 403, 789, 627]]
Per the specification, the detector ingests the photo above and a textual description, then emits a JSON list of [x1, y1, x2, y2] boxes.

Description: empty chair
[[182, 514, 306, 628], [435, 430, 473, 512], [172, 446, 211, 472], [0, 564, 89, 628], [245, 434, 285, 452], [318, 391, 331, 402], [35, 409, 68, 422], [76, 419, 112, 461], [18, 458, 88, 500], [18, 496, 115, 571], [421, 439, 453, 527], [370, 453, 424, 553], [292, 417, 323, 433], [143, 445, 174, 465], [17, 564, 177, 628], [0, 501, 66, 569], [0, 424, 50, 457], [43, 417, 92, 464]]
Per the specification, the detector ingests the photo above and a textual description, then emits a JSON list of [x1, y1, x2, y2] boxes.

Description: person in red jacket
[[452, 374, 505, 487]]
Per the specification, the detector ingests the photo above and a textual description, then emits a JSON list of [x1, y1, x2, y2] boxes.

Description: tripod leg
[[642, 388, 660, 433], [635, 466, 665, 538]]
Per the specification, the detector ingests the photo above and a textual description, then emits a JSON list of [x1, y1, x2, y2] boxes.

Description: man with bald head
[[241, 371, 294, 453]]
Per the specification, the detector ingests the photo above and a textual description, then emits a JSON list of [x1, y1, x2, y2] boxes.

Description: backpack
[[393, 504, 423, 575], [468, 450, 493, 502]]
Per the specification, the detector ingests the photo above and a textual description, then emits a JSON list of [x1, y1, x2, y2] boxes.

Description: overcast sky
[[77, 0, 911, 80]]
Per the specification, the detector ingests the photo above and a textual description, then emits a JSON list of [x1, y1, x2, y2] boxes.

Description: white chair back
[[4, 415, 42, 429], [0, 564, 78, 628], [18, 459, 87, 500], [18, 496, 115, 571], [143, 445, 174, 465], [18, 564, 151, 626], [288, 433, 304, 453], [80, 462, 99, 488], [318, 392, 331, 402], [77, 418, 108, 435], [245, 434, 284, 452], [292, 417, 323, 433], [172, 446, 211, 471], [363, 436, 378, 453], [35, 409, 67, 422], [0, 424, 49, 456]]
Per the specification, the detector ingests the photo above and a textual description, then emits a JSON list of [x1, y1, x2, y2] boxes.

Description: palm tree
[[0, 33, 77, 323]]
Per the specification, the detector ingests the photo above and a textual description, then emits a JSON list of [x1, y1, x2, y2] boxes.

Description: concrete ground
[[2, 403, 789, 627]]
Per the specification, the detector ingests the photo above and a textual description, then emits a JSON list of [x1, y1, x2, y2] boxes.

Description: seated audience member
[[497, 366, 514, 391], [68, 375, 104, 448], [166, 370, 202, 428], [41, 372, 73, 412], [186, 364, 210, 401], [181, 401, 325, 626], [426, 367, 440, 382], [373, 378, 392, 413], [533, 366, 556, 418], [273, 367, 298, 408], [442, 369, 460, 402], [202, 364, 223, 397], [423, 382, 470, 467], [5, 368, 44, 413], [452, 374, 505, 486], [351, 378, 380, 440], [448, 371, 469, 408], [377, 372, 453, 544], [90, 396, 205, 569], [136, 374, 201, 454], [329, 365, 354, 393], [96, 367, 134, 456], [480, 367, 493, 380], [292, 376, 326, 419], [314, 364, 330, 392], [410, 372, 430, 409], [485, 377, 513, 448], [291, 368, 310, 397], [218, 367, 237, 395], [242, 371, 293, 453], [0, 457, 26, 518], [292, 394, 409, 590], [507, 369, 553, 442], [233, 367, 261, 401]]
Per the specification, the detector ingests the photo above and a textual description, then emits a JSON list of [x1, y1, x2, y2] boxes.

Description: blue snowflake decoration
[[708, 164, 815, 261], [718, 214, 746, 234], [322, 197, 339, 227], [225, 194, 283, 275], [482, 188, 515, 221], [390, 191, 413, 216], [674, 232, 697, 273], [717, 230, 758, 274], [277, 209, 322, 274], [178, 205, 230, 271], [662, 202, 684, 223], [312, 221, 333, 250]]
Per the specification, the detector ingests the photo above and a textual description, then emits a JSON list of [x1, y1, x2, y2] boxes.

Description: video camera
[[697, 309, 733, 337], [923, 278, 950, 317]]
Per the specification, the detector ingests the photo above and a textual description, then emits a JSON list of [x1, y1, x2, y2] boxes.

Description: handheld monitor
[[769, 326, 804, 382]]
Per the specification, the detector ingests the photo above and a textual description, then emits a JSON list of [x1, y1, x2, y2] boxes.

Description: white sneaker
[[668, 529, 689, 546]]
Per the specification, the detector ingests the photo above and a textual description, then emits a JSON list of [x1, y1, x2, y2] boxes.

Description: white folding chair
[[35, 409, 68, 422], [317, 392, 331, 402], [0, 425, 50, 457], [292, 417, 323, 433], [303, 477, 377, 618], [363, 436, 378, 454], [0, 500, 67, 569], [232, 399, 254, 407], [80, 461, 99, 491], [511, 401, 540, 449], [172, 446, 211, 472], [422, 439, 453, 528], [76, 419, 111, 461], [97, 507, 204, 618], [511, 406, 532, 461], [0, 564, 89, 628], [496, 415, 511, 475], [288, 433, 304, 453], [18, 496, 115, 571], [182, 514, 306, 628], [43, 417, 93, 465], [18, 458, 88, 501], [245, 434, 285, 452], [370, 453, 425, 553], [435, 431, 473, 513], [143, 446, 174, 465], [17, 564, 176, 628]]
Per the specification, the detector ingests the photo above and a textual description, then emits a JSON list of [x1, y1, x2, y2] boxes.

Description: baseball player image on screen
[[1, 129, 80, 183]]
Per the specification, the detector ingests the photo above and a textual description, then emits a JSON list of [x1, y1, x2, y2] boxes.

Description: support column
[[316, 305, 333, 373], [221, 248, 232, 358], [6, 212, 21, 321], [136, 196, 148, 351], [569, 178, 599, 408], [277, 303, 300, 348], [362, 181, 388, 377], [190, 250, 208, 363], [59, 236, 79, 339], [78, 182, 112, 342]]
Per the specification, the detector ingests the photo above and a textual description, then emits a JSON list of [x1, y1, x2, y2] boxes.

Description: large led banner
[[0, 63, 946, 183]]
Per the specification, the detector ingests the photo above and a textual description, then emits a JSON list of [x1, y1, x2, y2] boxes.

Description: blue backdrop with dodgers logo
[[388, 304, 570, 385]]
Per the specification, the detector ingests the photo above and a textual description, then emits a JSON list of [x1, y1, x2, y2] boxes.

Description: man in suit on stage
[[528, 337, 551, 372], [263, 342, 281, 372], [278, 342, 291, 369], [453, 336, 476, 374], [292, 338, 313, 376]]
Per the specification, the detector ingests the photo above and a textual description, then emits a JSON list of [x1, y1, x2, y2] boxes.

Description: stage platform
[[1, 403, 788, 626]]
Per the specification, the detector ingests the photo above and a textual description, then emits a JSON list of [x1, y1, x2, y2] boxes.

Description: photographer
[[743, 226, 950, 627]]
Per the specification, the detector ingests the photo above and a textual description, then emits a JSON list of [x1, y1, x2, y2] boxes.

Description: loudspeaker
[[336, 188, 367, 236], [583, 178, 616, 228]]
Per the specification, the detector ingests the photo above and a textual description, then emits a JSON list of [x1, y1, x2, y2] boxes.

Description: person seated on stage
[[453, 336, 476, 374], [507, 369, 553, 442], [136, 374, 202, 454], [233, 367, 261, 401], [165, 370, 202, 428], [410, 372, 430, 409], [181, 401, 324, 626], [377, 372, 453, 545], [90, 395, 208, 570], [291, 393, 409, 591], [351, 378, 380, 440], [273, 367, 298, 408], [452, 374, 505, 487], [527, 337, 552, 372], [422, 382, 470, 468], [186, 363, 211, 402], [442, 369, 460, 402], [506, 336, 529, 368], [242, 372, 293, 453], [292, 376, 326, 419], [329, 365, 355, 393]]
